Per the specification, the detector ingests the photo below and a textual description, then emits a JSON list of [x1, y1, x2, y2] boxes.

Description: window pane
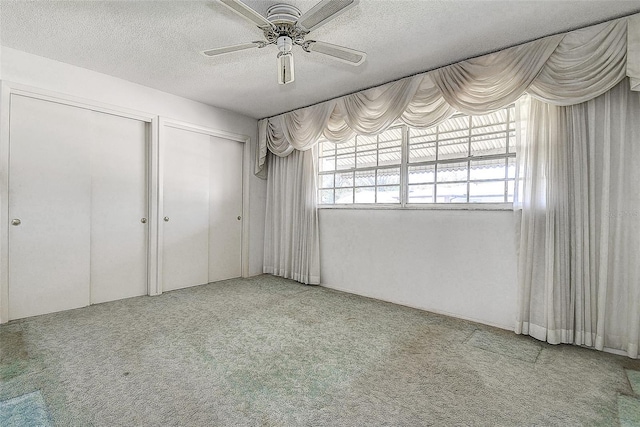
[[336, 138, 355, 155], [335, 188, 353, 204], [320, 157, 335, 172], [379, 139, 401, 149], [436, 182, 467, 203], [377, 186, 400, 203], [378, 147, 401, 166], [320, 140, 336, 156], [319, 189, 334, 204], [507, 157, 516, 178], [354, 170, 375, 186], [357, 153, 376, 168], [408, 140, 437, 163], [437, 162, 468, 182], [469, 180, 506, 203], [472, 123, 506, 135], [439, 115, 469, 134], [335, 172, 353, 187], [320, 174, 334, 188], [336, 154, 355, 170], [410, 127, 437, 138], [507, 179, 515, 202], [438, 138, 469, 160], [469, 158, 506, 181], [508, 130, 516, 153], [408, 184, 434, 203], [379, 127, 402, 143], [355, 187, 376, 203], [356, 135, 377, 152], [408, 165, 435, 184], [439, 126, 469, 139], [472, 109, 507, 128], [470, 133, 507, 156], [377, 168, 400, 185]]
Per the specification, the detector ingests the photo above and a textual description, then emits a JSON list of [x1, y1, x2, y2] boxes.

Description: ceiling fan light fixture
[[277, 36, 293, 53], [276, 36, 294, 85], [277, 52, 295, 85]]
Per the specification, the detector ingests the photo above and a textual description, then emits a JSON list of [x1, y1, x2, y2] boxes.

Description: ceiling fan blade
[[304, 40, 366, 66], [219, 0, 275, 30], [201, 42, 263, 57], [296, 0, 359, 32], [277, 53, 295, 85]]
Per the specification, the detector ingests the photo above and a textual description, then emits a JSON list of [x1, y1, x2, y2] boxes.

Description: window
[[319, 127, 402, 204], [318, 106, 516, 206]]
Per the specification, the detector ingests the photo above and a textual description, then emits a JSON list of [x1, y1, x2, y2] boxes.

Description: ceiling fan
[[202, 0, 366, 85]]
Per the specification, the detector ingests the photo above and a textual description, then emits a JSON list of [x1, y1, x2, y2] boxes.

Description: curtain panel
[[515, 81, 640, 358], [256, 15, 639, 175], [263, 148, 320, 285]]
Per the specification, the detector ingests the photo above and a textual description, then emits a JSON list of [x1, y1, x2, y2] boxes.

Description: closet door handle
[[164, 216, 170, 222], [11, 219, 21, 226], [140, 218, 147, 224]]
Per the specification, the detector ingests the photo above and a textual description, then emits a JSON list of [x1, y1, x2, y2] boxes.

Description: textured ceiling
[[2, 1, 640, 119]]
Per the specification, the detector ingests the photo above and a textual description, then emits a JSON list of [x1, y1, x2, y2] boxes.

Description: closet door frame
[[157, 118, 250, 295], [0, 81, 159, 323]]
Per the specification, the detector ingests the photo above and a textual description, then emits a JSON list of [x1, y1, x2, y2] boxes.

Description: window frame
[[318, 125, 404, 206], [317, 106, 516, 210]]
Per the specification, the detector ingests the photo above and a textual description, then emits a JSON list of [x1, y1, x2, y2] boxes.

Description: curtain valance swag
[[256, 14, 640, 177]]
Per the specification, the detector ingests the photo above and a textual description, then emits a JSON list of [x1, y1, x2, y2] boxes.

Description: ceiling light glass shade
[[277, 53, 295, 85]]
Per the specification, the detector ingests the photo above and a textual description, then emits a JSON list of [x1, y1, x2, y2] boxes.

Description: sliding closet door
[[8, 95, 92, 320], [8, 95, 149, 319], [208, 135, 243, 282], [162, 126, 211, 291], [162, 127, 244, 291], [90, 113, 148, 304]]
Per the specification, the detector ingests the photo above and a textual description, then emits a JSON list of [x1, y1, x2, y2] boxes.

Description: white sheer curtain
[[515, 80, 640, 357], [514, 96, 572, 344], [263, 148, 320, 285]]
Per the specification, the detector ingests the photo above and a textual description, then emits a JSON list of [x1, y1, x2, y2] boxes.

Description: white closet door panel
[[208, 136, 243, 282], [90, 113, 148, 304], [162, 126, 210, 291], [8, 95, 91, 320]]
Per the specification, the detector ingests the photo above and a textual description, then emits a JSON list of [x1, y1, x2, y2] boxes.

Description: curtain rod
[[259, 10, 639, 121]]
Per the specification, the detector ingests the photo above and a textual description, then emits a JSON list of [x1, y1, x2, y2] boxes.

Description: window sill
[[318, 203, 514, 211]]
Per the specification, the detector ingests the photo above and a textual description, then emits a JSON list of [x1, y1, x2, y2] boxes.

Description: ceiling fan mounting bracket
[[266, 4, 301, 25]]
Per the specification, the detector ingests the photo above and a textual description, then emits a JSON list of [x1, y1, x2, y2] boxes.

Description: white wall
[[319, 208, 518, 329], [0, 47, 266, 276]]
